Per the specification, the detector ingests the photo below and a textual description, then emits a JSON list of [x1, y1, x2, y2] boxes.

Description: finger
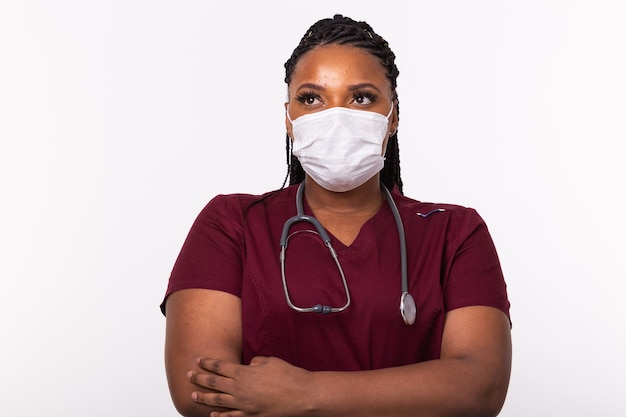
[[196, 358, 240, 377], [211, 409, 246, 417], [191, 390, 236, 410], [187, 370, 235, 393], [248, 356, 269, 366]]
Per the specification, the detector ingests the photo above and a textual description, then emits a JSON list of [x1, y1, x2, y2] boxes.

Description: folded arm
[[185, 304, 512, 417], [164, 288, 243, 417]]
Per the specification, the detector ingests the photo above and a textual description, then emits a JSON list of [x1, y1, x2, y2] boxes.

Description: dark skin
[[164, 44, 512, 417]]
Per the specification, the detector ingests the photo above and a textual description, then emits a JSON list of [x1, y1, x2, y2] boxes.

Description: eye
[[295, 90, 323, 106], [352, 90, 378, 105]]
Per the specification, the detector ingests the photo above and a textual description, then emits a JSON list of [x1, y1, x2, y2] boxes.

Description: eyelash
[[353, 90, 378, 104], [294, 90, 379, 105], [295, 90, 321, 105]]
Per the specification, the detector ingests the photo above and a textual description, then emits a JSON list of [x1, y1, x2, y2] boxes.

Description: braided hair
[[283, 14, 403, 193]]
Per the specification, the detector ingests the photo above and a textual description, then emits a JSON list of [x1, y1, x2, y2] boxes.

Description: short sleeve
[[443, 209, 510, 321], [160, 195, 245, 315]]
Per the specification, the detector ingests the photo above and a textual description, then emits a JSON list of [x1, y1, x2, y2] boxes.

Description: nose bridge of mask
[[286, 102, 393, 125], [293, 108, 389, 151]]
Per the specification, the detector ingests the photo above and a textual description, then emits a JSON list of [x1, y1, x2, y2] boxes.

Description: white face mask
[[287, 104, 393, 192]]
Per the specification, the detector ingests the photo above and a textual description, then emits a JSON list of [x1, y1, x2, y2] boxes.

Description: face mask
[[287, 104, 393, 192]]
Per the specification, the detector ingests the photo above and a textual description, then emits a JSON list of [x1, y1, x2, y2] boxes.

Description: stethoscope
[[279, 183, 417, 325]]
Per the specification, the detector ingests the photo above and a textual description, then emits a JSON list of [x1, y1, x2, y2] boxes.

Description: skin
[[164, 44, 512, 417]]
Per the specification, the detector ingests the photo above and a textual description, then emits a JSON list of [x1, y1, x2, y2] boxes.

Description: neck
[[303, 175, 385, 214]]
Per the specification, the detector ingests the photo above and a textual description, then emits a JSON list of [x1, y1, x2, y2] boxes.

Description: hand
[[187, 356, 312, 417]]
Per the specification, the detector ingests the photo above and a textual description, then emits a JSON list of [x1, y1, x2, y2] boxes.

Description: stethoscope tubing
[[279, 182, 415, 324], [279, 184, 350, 314]]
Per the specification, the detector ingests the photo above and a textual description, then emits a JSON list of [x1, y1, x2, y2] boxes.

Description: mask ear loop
[[280, 133, 292, 189], [286, 105, 296, 124], [281, 105, 295, 189], [385, 101, 394, 119], [382, 102, 396, 157]]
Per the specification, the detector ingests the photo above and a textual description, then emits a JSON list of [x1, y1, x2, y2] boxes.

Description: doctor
[[161, 14, 512, 417]]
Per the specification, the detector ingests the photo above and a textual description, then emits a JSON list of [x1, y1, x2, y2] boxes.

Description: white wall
[[1, 1, 624, 416]]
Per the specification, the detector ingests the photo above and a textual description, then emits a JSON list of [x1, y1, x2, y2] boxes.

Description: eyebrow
[[347, 83, 383, 93], [295, 82, 384, 94], [295, 83, 325, 92]]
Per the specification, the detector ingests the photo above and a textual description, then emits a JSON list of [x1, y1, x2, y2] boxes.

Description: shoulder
[[393, 188, 485, 229], [391, 188, 493, 254], [196, 186, 298, 223]]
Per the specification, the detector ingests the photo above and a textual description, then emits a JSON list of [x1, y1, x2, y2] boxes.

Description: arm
[[189, 305, 511, 417], [164, 288, 242, 417], [310, 305, 512, 417]]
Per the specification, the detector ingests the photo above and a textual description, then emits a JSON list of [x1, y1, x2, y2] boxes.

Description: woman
[[161, 14, 511, 417]]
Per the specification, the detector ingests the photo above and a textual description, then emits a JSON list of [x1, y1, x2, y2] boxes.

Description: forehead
[[290, 44, 389, 88]]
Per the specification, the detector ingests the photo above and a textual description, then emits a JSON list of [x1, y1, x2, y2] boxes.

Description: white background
[[1, 1, 624, 416]]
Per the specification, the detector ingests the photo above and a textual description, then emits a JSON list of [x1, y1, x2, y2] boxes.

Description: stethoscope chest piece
[[400, 292, 417, 325]]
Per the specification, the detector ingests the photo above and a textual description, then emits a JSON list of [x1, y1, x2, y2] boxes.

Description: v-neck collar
[[300, 190, 397, 257]]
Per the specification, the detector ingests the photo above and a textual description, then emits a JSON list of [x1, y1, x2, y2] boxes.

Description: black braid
[[283, 14, 403, 193]]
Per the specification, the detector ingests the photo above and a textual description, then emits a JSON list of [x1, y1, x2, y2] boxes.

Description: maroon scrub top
[[161, 185, 510, 371]]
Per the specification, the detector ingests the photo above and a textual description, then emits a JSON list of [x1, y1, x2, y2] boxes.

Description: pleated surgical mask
[[287, 104, 393, 192]]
